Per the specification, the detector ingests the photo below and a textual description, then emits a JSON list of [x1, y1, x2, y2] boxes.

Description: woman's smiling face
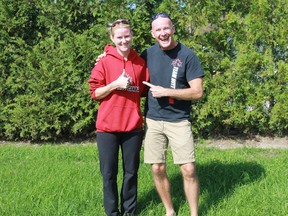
[[111, 27, 133, 57]]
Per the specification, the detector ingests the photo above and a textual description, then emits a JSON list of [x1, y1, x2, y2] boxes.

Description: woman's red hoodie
[[88, 45, 149, 132]]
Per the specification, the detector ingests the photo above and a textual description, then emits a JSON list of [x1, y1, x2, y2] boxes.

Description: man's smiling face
[[151, 17, 176, 51]]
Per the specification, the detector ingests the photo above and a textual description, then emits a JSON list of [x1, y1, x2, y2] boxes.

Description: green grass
[[0, 143, 287, 216]]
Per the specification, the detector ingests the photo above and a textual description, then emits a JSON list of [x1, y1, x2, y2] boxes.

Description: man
[[141, 12, 204, 216]]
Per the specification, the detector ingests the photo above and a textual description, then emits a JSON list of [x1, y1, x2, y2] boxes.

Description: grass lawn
[[0, 142, 287, 216]]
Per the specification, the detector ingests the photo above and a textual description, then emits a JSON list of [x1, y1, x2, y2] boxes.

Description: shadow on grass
[[137, 161, 265, 216]]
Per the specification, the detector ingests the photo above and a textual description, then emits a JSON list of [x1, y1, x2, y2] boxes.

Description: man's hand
[[144, 78, 204, 101], [143, 81, 167, 98], [95, 52, 107, 65]]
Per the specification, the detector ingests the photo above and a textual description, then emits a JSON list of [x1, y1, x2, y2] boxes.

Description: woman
[[88, 19, 149, 216]]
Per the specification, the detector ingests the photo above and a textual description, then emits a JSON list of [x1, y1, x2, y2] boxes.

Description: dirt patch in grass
[[1, 136, 288, 149], [203, 136, 288, 149]]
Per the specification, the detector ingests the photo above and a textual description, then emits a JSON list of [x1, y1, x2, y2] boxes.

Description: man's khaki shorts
[[144, 118, 195, 164]]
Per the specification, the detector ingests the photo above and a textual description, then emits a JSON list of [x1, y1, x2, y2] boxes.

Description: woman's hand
[[115, 70, 131, 90]]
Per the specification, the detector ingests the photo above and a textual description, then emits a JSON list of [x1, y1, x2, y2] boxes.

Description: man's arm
[[143, 77, 203, 101]]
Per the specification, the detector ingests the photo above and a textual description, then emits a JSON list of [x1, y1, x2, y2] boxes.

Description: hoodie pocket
[[97, 105, 142, 132]]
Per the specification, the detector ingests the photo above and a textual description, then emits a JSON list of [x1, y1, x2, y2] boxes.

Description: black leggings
[[96, 130, 143, 216]]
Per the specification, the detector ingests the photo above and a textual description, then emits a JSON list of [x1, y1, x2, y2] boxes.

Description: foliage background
[[0, 0, 287, 141]]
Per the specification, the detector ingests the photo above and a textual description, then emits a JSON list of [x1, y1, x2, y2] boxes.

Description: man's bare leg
[[152, 163, 176, 216], [180, 162, 199, 216]]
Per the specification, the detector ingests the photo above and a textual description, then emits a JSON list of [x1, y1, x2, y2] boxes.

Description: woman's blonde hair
[[108, 19, 131, 35]]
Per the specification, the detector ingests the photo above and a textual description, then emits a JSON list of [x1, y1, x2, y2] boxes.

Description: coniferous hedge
[[0, 0, 287, 141]]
